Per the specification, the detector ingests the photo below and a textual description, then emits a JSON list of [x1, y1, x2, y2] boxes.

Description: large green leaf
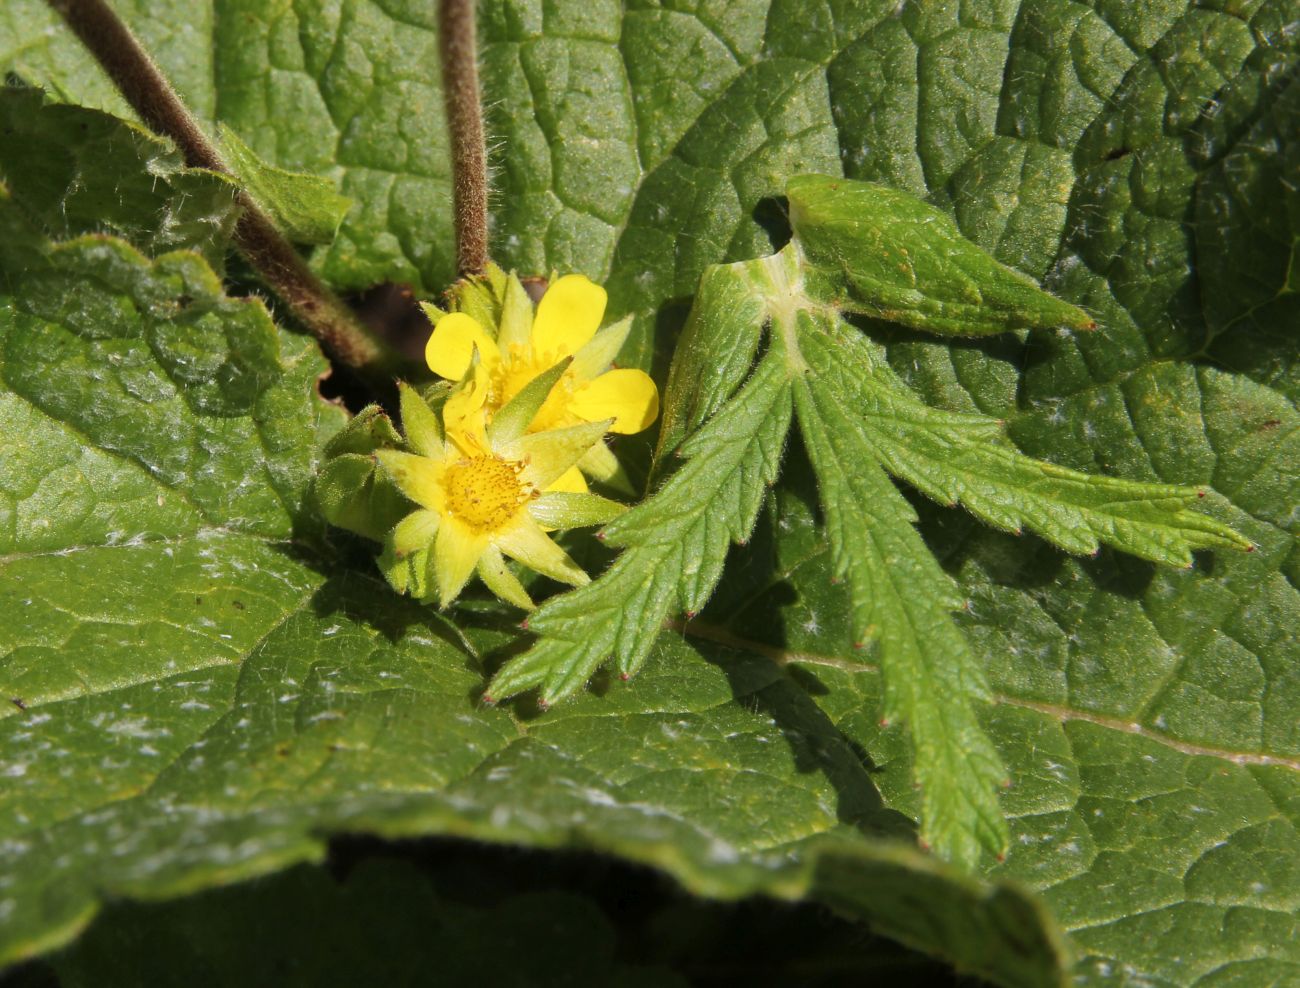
[[0, 165, 1063, 985], [16, 854, 979, 987], [2, 0, 455, 292], [1, 1, 1297, 985]]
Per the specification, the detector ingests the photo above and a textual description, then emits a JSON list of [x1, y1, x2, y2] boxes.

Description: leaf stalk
[[437, 0, 490, 277], [45, 0, 404, 375]]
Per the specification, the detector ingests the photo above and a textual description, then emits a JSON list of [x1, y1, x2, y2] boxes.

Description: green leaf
[[37, 860, 697, 988], [488, 351, 793, 705], [2, 0, 454, 292], [799, 316, 1251, 568], [652, 257, 768, 470], [0, 87, 239, 266], [4, 2, 1297, 984], [793, 350, 1009, 871], [219, 124, 352, 245], [28, 853, 1008, 987], [504, 212, 1241, 866], [788, 174, 1096, 336]]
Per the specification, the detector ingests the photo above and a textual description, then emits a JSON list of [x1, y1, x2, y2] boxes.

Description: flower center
[[443, 455, 532, 532]]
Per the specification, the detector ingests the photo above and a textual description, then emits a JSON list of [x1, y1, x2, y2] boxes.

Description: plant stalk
[[45, 0, 401, 374], [437, 0, 489, 277]]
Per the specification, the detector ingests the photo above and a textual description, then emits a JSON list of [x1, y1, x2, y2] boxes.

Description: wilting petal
[[425, 312, 501, 380], [434, 519, 490, 607], [531, 274, 606, 358], [570, 369, 659, 434], [476, 545, 534, 610], [495, 518, 590, 587]]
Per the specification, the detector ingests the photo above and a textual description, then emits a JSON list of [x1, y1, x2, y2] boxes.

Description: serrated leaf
[[652, 257, 768, 470], [219, 124, 352, 245], [0, 87, 239, 266], [798, 317, 1251, 568], [0, 208, 1065, 988], [488, 352, 793, 704], [794, 370, 1009, 869], [4, 1, 1297, 984], [788, 174, 1095, 336]]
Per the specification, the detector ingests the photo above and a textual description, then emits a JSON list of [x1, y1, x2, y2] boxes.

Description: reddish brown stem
[[46, 0, 400, 373], [438, 0, 490, 277]]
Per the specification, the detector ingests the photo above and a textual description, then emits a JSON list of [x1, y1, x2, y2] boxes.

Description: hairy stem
[[438, 0, 489, 277], [46, 0, 402, 374]]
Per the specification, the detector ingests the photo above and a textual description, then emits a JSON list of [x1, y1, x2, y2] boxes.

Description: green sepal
[[315, 404, 411, 542], [787, 174, 1095, 336], [323, 404, 403, 458], [529, 492, 628, 530], [390, 509, 441, 558], [487, 357, 571, 445], [449, 262, 508, 332], [397, 382, 443, 457], [497, 270, 536, 351], [477, 547, 535, 611], [378, 540, 434, 601], [312, 454, 409, 542]]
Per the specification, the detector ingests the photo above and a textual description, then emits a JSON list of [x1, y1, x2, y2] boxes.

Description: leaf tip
[[519, 618, 530, 631], [481, 693, 497, 706]]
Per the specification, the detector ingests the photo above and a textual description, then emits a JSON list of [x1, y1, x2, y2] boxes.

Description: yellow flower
[[421, 271, 659, 489], [376, 381, 623, 610]]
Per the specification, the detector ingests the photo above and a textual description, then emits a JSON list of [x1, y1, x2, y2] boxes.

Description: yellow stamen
[[491, 344, 577, 432], [443, 455, 533, 532]]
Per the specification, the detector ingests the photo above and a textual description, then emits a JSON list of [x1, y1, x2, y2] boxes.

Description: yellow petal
[[570, 369, 659, 434], [375, 450, 445, 513], [424, 312, 501, 380], [434, 518, 489, 607], [546, 465, 588, 494], [443, 364, 491, 456], [495, 517, 590, 587], [531, 274, 607, 359]]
